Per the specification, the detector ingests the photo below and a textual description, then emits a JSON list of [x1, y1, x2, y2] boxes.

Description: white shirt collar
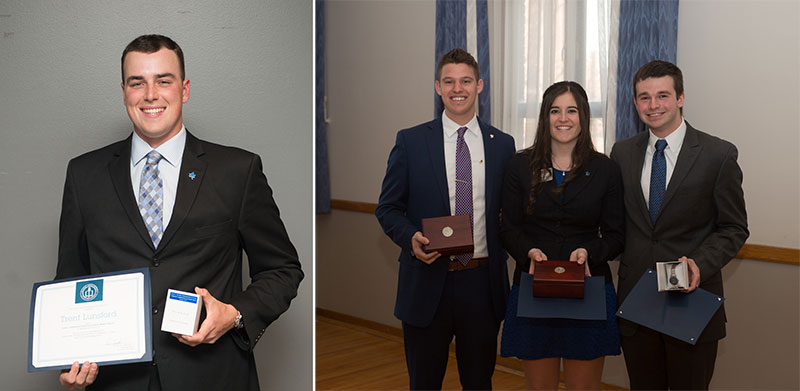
[[441, 112, 480, 138], [131, 125, 187, 167], [648, 118, 686, 152]]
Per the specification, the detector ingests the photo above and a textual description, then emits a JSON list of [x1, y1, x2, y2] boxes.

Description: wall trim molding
[[330, 199, 377, 214], [327, 198, 800, 266], [316, 308, 627, 390]]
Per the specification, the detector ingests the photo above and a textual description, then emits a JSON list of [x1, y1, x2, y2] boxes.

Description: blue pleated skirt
[[500, 282, 621, 360]]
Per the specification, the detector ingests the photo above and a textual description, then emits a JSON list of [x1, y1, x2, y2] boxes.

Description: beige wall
[[318, 0, 800, 389], [325, 0, 435, 203], [677, 0, 800, 248]]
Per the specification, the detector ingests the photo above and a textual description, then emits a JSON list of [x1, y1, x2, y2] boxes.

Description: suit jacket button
[[152, 257, 159, 267]]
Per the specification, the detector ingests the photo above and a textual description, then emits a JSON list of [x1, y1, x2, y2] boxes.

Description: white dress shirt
[[130, 126, 186, 229], [442, 113, 488, 258], [640, 119, 686, 204]]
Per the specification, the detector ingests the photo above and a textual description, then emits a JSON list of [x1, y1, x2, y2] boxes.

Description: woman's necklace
[[552, 159, 572, 173]]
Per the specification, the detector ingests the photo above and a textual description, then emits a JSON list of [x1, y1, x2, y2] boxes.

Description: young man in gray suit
[[610, 60, 748, 390]]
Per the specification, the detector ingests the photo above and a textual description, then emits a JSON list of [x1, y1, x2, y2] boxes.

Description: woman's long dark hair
[[521, 81, 599, 213]]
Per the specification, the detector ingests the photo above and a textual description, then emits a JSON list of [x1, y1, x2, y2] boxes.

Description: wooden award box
[[421, 215, 473, 256], [532, 260, 585, 299]]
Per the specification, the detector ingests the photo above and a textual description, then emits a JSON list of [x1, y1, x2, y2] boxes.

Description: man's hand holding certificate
[[28, 269, 153, 372]]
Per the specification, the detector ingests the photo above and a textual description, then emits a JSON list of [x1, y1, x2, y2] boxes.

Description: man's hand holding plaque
[[411, 232, 440, 264]]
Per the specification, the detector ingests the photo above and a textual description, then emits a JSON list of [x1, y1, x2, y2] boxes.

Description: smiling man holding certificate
[[52, 34, 304, 391]]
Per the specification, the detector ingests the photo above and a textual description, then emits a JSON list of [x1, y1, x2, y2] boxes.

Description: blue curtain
[[616, 0, 679, 141], [315, 0, 331, 213], [435, 0, 491, 125]]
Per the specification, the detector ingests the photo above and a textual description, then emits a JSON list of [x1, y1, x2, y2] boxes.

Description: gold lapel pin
[[490, 134, 494, 139]]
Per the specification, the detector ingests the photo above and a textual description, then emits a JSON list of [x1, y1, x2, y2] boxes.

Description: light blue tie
[[139, 151, 164, 247], [649, 139, 668, 224]]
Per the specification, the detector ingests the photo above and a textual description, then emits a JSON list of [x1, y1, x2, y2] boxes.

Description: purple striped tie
[[454, 126, 474, 266]]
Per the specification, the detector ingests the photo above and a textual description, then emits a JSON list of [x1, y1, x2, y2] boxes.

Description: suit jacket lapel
[[660, 124, 701, 214], [159, 131, 207, 250], [425, 119, 451, 214], [108, 135, 157, 250], [561, 157, 597, 204], [479, 118, 498, 211], [630, 134, 652, 226]]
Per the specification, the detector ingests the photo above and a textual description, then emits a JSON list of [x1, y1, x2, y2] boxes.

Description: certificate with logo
[[28, 268, 153, 372]]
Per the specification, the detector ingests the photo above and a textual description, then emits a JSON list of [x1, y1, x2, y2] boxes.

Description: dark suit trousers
[[402, 265, 500, 390], [622, 325, 718, 390], [149, 365, 162, 391]]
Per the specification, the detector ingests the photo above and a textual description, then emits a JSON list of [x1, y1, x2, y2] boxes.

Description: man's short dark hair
[[436, 48, 480, 80], [632, 60, 684, 98], [121, 34, 185, 81]]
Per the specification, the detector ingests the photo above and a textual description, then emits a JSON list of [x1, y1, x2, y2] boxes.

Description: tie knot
[[146, 150, 163, 166], [457, 126, 468, 138], [655, 139, 667, 153]]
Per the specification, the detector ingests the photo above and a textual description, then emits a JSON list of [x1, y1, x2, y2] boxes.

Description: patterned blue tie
[[139, 151, 164, 247], [454, 126, 474, 266], [649, 139, 668, 224]]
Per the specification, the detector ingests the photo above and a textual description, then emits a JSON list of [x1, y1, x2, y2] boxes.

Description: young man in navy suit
[[611, 60, 748, 390], [56, 34, 303, 391], [376, 48, 515, 390]]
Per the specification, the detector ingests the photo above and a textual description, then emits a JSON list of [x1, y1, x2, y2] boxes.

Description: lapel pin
[[585, 171, 590, 176], [540, 168, 554, 182], [188, 172, 196, 180], [490, 134, 494, 139]]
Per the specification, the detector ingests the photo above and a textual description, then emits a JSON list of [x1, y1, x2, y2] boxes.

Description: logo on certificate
[[75, 279, 103, 303]]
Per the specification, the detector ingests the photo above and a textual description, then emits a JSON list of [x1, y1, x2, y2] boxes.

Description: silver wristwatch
[[234, 311, 244, 329]]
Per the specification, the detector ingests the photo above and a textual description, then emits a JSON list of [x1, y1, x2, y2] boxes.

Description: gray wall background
[[0, 1, 312, 390], [318, 0, 800, 389]]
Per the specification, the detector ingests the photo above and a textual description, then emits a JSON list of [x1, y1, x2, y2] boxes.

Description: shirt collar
[[131, 125, 187, 167], [648, 118, 686, 152], [441, 112, 480, 138]]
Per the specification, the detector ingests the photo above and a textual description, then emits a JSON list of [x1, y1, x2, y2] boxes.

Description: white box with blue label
[[160, 289, 202, 336]]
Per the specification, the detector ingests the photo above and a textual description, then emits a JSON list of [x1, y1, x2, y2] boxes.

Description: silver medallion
[[442, 226, 454, 238], [554, 266, 566, 274]]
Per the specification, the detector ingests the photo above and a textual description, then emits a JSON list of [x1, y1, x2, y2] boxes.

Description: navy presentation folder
[[517, 273, 606, 320], [616, 269, 724, 345]]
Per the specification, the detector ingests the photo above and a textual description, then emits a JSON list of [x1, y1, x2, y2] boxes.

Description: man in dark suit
[[56, 34, 303, 390], [610, 60, 748, 390], [376, 48, 515, 390]]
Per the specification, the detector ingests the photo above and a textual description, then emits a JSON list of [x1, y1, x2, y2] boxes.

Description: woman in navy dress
[[500, 81, 624, 390]]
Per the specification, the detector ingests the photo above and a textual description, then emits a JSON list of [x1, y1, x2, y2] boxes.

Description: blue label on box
[[75, 279, 103, 303], [169, 292, 198, 304]]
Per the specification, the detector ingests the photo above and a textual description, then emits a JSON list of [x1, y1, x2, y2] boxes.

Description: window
[[497, 0, 617, 153]]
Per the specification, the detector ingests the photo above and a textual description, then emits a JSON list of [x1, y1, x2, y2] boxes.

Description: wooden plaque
[[532, 260, 585, 299], [421, 215, 473, 257]]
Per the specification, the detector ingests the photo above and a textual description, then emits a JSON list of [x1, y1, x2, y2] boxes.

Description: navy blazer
[[56, 131, 303, 390], [500, 152, 625, 285], [376, 117, 515, 327]]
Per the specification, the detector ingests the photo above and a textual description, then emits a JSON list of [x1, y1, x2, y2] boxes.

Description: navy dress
[[499, 153, 624, 360]]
